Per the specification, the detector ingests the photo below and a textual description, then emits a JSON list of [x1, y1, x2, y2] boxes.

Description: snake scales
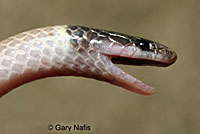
[[0, 25, 177, 97]]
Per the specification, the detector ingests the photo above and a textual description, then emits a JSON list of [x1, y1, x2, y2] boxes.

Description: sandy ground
[[0, 0, 199, 134]]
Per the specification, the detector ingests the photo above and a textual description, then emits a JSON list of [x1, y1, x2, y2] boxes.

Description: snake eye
[[135, 39, 150, 51]]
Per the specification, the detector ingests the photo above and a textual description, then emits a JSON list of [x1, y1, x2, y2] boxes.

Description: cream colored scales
[[0, 25, 177, 97]]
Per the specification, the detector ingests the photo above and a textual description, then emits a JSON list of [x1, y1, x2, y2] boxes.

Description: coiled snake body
[[0, 25, 177, 97]]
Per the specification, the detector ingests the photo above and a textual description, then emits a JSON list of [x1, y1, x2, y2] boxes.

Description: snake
[[0, 25, 177, 97]]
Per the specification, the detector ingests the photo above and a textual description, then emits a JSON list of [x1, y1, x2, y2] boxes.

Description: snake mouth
[[110, 50, 177, 67], [111, 57, 172, 67], [101, 56, 155, 95], [102, 53, 177, 95]]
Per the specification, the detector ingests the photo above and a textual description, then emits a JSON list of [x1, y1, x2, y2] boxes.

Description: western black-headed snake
[[0, 25, 177, 97]]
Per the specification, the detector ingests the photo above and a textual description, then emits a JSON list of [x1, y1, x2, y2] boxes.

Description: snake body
[[0, 25, 177, 97]]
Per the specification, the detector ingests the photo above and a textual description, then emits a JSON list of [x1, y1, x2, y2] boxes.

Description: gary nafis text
[[47, 124, 91, 132]]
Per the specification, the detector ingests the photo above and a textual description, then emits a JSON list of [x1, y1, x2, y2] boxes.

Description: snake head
[[66, 25, 177, 95], [90, 30, 177, 67]]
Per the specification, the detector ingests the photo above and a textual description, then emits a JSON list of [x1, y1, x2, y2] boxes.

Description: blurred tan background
[[0, 0, 199, 134]]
